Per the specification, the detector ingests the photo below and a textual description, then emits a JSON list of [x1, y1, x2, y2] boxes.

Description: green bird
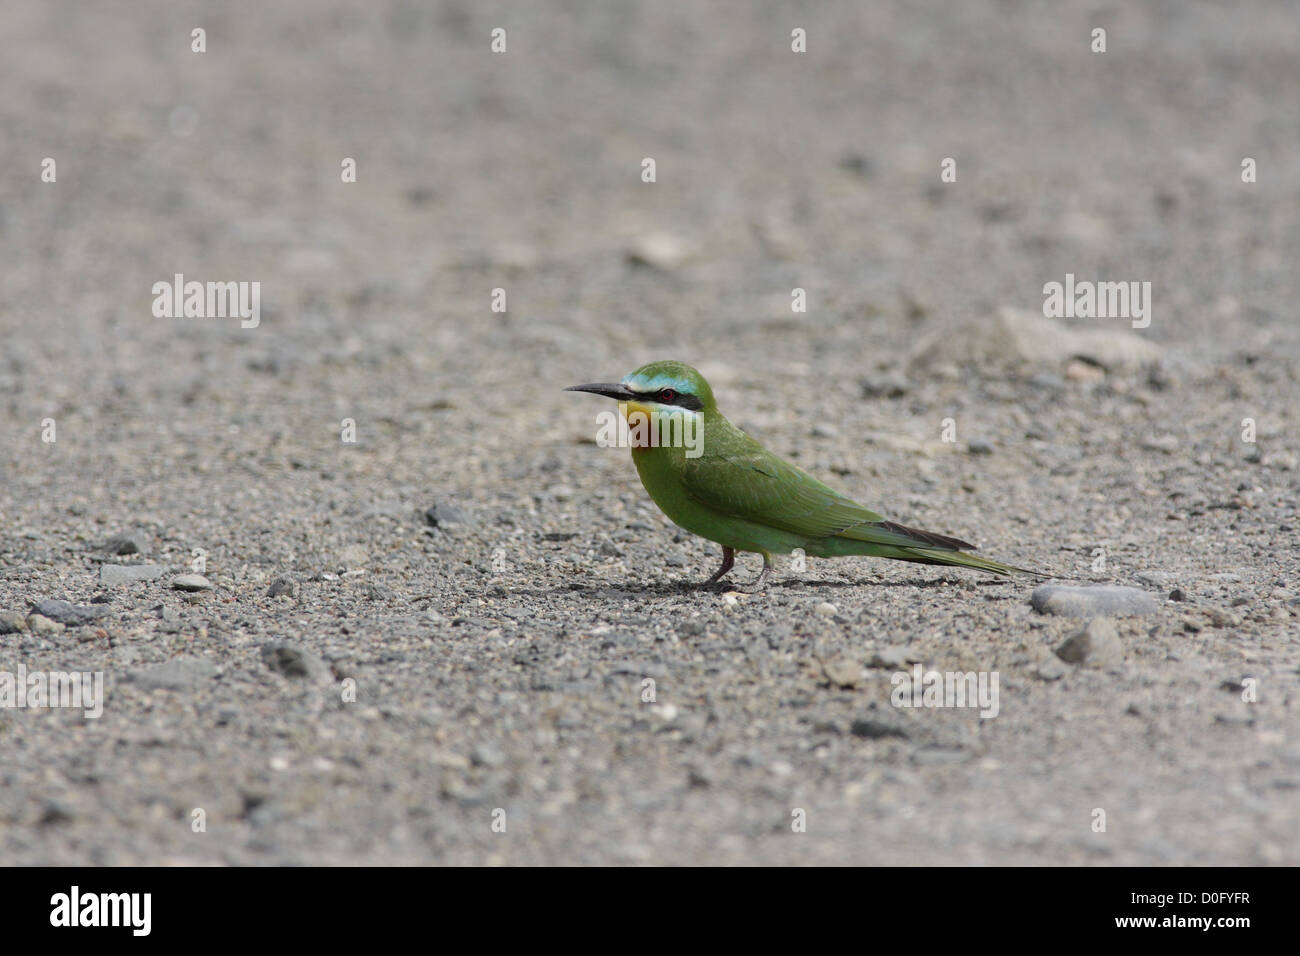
[[567, 360, 1034, 591]]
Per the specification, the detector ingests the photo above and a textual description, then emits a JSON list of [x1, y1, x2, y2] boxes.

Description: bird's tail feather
[[809, 535, 1044, 577], [894, 546, 1040, 577]]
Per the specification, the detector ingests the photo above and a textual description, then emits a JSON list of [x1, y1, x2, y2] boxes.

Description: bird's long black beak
[[564, 382, 637, 401]]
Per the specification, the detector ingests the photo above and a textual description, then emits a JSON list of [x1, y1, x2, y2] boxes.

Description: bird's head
[[565, 360, 716, 420], [566, 361, 715, 455]]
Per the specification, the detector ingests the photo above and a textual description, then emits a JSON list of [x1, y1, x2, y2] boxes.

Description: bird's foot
[[697, 546, 736, 589], [719, 558, 773, 594]]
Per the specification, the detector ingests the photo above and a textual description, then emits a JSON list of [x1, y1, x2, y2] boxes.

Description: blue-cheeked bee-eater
[[567, 360, 1036, 591]]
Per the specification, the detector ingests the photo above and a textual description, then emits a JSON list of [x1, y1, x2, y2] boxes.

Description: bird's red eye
[[659, 388, 676, 403]]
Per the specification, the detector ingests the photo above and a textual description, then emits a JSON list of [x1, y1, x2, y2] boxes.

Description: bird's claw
[[703, 565, 772, 594]]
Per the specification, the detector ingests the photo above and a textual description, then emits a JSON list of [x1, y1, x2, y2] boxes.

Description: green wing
[[680, 445, 973, 551]]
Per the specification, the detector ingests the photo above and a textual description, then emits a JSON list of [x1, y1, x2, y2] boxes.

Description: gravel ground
[[1, 0, 1298, 865]]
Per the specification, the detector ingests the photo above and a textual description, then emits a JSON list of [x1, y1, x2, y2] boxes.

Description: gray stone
[[1214, 710, 1255, 727], [424, 501, 471, 528], [129, 657, 217, 691], [267, 576, 296, 598], [171, 574, 214, 592], [470, 742, 505, 768], [850, 718, 910, 740], [677, 619, 705, 638], [822, 655, 862, 688], [624, 232, 692, 271], [869, 646, 914, 669], [912, 747, 969, 765], [1037, 656, 1068, 680], [30, 599, 109, 625], [1056, 618, 1123, 666], [102, 533, 148, 555], [1031, 585, 1157, 618], [686, 764, 713, 788], [860, 372, 909, 398], [1207, 608, 1241, 628], [40, 800, 76, 826], [261, 641, 329, 681], [28, 614, 63, 635], [1028, 372, 1066, 392], [100, 564, 167, 586], [338, 544, 369, 569], [908, 307, 1162, 377], [1134, 570, 1179, 588]]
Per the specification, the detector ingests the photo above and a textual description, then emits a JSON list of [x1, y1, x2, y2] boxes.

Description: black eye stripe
[[626, 388, 704, 411]]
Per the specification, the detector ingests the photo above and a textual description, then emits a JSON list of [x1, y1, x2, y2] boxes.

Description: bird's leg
[[729, 552, 774, 593], [699, 546, 735, 588]]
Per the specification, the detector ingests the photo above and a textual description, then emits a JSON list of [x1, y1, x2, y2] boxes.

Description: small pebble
[[1032, 584, 1156, 618], [102, 533, 148, 556], [1056, 618, 1123, 666], [171, 574, 214, 592], [30, 599, 108, 625], [424, 501, 471, 528], [869, 646, 912, 669], [100, 564, 166, 586], [850, 718, 909, 740], [822, 655, 862, 688], [261, 641, 329, 682], [1207, 608, 1240, 628], [1037, 656, 1067, 680], [267, 576, 296, 598], [28, 614, 65, 635]]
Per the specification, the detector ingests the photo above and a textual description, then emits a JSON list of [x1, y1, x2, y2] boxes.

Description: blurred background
[[3, 0, 1297, 421]]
